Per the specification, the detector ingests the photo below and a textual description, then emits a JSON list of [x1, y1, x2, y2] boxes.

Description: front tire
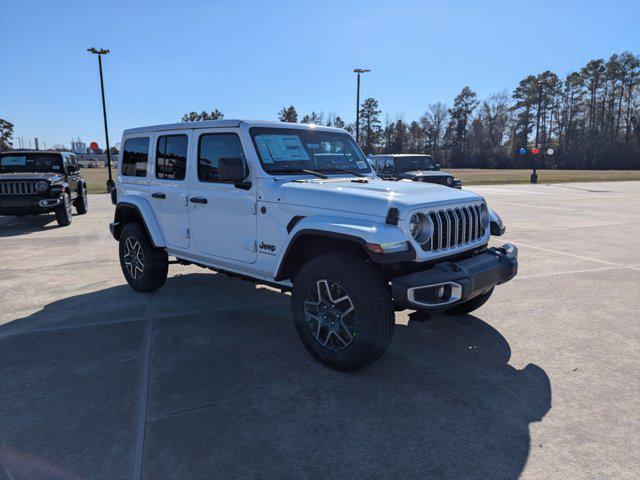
[[54, 193, 73, 226], [444, 287, 494, 315], [292, 253, 394, 371], [119, 222, 168, 292], [75, 185, 88, 215]]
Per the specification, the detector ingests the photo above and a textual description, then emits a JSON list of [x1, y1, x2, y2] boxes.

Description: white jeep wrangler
[[110, 120, 517, 371]]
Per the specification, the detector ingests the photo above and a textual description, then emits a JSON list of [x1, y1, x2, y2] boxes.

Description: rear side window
[[198, 133, 247, 182], [156, 135, 188, 180], [122, 137, 149, 177]]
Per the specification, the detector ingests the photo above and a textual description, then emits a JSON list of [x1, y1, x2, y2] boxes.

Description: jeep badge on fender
[[259, 242, 276, 253], [109, 119, 517, 371]]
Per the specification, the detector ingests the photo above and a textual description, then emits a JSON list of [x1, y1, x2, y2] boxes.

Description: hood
[[0, 172, 63, 182], [280, 177, 481, 219]]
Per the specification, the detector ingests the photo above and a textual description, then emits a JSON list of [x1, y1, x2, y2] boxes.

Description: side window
[[122, 137, 149, 177], [156, 134, 188, 180], [198, 133, 247, 183], [385, 158, 394, 173]]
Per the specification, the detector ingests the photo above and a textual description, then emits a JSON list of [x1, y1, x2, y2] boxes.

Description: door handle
[[190, 197, 208, 204], [151, 192, 166, 199]]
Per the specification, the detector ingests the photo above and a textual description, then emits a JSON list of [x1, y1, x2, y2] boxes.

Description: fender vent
[[386, 207, 399, 225], [286, 216, 304, 233]]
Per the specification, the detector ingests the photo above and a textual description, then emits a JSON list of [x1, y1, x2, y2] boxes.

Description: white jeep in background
[[109, 120, 517, 371]]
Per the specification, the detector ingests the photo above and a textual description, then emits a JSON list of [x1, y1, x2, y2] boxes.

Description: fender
[[274, 215, 414, 279], [489, 208, 506, 236], [112, 195, 166, 248]]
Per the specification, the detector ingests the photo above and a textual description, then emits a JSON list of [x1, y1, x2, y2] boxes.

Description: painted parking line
[[133, 293, 156, 480], [509, 241, 623, 267], [488, 201, 575, 211], [469, 187, 555, 196], [515, 265, 625, 280]]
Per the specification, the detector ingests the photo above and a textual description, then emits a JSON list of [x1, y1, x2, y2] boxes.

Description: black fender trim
[[111, 201, 155, 244], [274, 229, 415, 281]]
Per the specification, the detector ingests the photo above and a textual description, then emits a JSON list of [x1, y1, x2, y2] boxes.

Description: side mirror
[[218, 157, 251, 189]]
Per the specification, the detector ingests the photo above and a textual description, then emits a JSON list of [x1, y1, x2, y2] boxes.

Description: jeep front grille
[[0, 180, 39, 196], [422, 203, 486, 252], [418, 176, 451, 186]]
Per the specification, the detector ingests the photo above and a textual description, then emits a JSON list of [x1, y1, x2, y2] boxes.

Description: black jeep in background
[[369, 154, 462, 188], [0, 150, 88, 226]]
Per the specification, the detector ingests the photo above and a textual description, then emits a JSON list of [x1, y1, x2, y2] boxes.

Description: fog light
[[437, 285, 445, 299]]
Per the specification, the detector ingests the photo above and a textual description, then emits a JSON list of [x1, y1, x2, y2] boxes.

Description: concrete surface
[[0, 181, 639, 479]]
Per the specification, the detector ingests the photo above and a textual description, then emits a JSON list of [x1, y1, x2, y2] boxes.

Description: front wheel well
[[276, 233, 371, 281]]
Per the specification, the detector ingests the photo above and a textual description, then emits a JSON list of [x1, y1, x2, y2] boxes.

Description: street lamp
[[353, 68, 371, 144], [87, 47, 114, 196]]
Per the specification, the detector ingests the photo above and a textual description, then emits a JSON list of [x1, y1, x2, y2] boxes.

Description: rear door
[[149, 130, 191, 249]]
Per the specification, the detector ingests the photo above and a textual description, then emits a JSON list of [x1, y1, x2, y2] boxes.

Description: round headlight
[[446, 176, 453, 185], [481, 204, 490, 229], [409, 213, 433, 245], [36, 181, 49, 192]]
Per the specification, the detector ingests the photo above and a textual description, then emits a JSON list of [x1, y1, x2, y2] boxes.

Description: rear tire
[[444, 287, 494, 315], [75, 185, 88, 214], [119, 222, 168, 292], [54, 193, 72, 226], [292, 253, 394, 371]]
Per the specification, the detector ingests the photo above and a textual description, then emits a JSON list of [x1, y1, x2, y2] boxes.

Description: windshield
[[250, 127, 371, 175], [0, 153, 64, 173], [394, 156, 437, 172]]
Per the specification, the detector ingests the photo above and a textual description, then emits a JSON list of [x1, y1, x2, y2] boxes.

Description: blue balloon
[[519, 147, 527, 155]]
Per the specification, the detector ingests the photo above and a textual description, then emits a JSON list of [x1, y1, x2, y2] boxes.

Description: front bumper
[[391, 243, 518, 310], [0, 195, 62, 215]]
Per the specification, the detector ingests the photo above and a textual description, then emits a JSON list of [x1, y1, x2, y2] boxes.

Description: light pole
[[353, 68, 370, 144], [87, 47, 114, 194]]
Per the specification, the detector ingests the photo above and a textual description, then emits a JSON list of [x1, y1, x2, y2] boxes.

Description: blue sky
[[1, 0, 638, 148]]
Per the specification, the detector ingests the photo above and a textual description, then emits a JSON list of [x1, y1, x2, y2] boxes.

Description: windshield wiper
[[324, 167, 366, 177], [268, 168, 328, 179]]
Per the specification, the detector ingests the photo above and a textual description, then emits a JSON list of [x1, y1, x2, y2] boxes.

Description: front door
[[149, 130, 191, 249], [188, 130, 257, 263]]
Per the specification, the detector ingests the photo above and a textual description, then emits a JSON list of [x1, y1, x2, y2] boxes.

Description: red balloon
[[90, 141, 99, 150], [531, 147, 539, 155]]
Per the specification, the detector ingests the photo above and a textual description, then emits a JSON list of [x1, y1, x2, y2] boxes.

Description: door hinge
[[251, 202, 257, 215]]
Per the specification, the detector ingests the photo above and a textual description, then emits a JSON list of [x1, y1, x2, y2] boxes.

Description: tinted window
[[156, 135, 188, 180], [198, 134, 247, 182], [394, 156, 436, 172], [122, 137, 149, 177], [0, 153, 63, 173]]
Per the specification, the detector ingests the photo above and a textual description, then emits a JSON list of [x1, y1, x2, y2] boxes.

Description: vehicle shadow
[[0, 214, 62, 237], [0, 273, 551, 480]]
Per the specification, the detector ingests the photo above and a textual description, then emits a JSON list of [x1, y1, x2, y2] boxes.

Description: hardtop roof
[[122, 119, 347, 136], [0, 150, 69, 156]]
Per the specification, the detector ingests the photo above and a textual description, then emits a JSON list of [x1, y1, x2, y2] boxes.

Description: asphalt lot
[[1, 181, 639, 480]]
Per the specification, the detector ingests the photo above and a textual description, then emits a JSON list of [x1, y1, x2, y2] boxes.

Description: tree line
[[187, 51, 639, 170]]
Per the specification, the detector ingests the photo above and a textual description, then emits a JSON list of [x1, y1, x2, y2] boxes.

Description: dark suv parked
[[369, 154, 462, 188], [0, 150, 88, 226]]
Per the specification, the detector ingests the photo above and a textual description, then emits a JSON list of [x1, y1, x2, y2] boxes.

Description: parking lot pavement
[[0, 181, 638, 480]]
